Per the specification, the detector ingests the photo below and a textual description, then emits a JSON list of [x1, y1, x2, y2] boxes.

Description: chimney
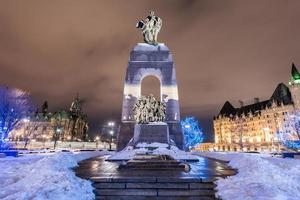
[[238, 100, 244, 107], [254, 98, 259, 104]]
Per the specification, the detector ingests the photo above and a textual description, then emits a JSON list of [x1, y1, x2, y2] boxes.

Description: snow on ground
[[0, 150, 110, 200], [108, 142, 198, 161], [194, 151, 300, 200]]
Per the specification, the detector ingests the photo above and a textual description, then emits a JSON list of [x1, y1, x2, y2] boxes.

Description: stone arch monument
[[117, 43, 183, 150], [117, 12, 183, 151]]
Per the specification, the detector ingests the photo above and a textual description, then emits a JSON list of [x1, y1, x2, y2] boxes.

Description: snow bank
[[194, 152, 300, 200], [108, 142, 198, 161], [0, 151, 109, 200]]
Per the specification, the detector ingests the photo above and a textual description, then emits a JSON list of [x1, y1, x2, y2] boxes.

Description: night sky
[[0, 0, 299, 141]]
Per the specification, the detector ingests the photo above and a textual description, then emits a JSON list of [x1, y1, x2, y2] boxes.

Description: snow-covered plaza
[[1, 149, 299, 200], [0, 1, 299, 200]]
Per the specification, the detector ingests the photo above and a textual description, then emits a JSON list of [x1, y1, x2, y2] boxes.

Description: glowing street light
[[22, 118, 30, 123], [108, 121, 115, 127]]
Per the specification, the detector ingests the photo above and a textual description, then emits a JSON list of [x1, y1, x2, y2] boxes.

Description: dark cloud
[[0, 0, 299, 139]]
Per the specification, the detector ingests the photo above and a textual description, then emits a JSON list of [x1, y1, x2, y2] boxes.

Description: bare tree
[[22, 115, 40, 149]]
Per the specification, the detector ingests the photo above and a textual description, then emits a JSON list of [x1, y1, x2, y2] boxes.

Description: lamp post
[[272, 106, 279, 152], [53, 127, 61, 149], [42, 134, 46, 147], [263, 127, 271, 151], [106, 121, 115, 150], [109, 130, 113, 150], [95, 136, 100, 149]]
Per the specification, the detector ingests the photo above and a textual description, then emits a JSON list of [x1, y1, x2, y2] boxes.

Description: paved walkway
[[75, 155, 237, 200]]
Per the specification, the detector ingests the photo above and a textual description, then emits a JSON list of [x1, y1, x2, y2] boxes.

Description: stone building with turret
[[196, 63, 300, 152], [9, 96, 88, 142]]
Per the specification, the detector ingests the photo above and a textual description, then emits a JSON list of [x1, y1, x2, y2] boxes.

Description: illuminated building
[[196, 63, 300, 152], [9, 96, 88, 142]]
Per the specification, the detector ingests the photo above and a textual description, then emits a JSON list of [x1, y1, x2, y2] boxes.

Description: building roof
[[218, 83, 292, 117], [291, 63, 300, 80]]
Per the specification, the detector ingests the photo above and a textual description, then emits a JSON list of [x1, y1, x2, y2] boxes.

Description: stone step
[[158, 189, 215, 196], [93, 182, 215, 189], [93, 183, 126, 189], [94, 188, 215, 197], [94, 189, 157, 196], [124, 162, 183, 165], [125, 182, 189, 189], [96, 196, 217, 200], [120, 165, 185, 170], [91, 176, 211, 183]]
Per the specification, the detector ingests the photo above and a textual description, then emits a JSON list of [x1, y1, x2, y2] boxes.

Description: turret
[[291, 63, 300, 83], [289, 63, 300, 109]]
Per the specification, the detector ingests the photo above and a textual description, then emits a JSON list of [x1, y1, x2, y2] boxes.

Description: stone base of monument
[[132, 123, 170, 145], [119, 154, 190, 172]]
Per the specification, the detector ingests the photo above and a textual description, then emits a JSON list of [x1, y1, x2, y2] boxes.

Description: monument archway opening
[[141, 75, 161, 101]]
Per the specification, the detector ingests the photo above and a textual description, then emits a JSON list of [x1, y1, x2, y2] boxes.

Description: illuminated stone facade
[[9, 97, 88, 142], [196, 63, 300, 152], [117, 43, 183, 151]]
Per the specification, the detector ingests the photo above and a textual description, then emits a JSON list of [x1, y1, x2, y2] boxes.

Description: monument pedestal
[[133, 123, 170, 145]]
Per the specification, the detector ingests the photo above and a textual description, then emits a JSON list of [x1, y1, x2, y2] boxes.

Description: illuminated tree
[[181, 117, 204, 150], [277, 111, 300, 151], [0, 86, 34, 150]]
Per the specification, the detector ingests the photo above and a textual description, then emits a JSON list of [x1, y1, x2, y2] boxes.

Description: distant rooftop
[[217, 63, 299, 117], [218, 83, 293, 117]]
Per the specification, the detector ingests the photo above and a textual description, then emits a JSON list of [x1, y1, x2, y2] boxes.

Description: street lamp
[[42, 134, 46, 147], [108, 121, 115, 127], [22, 118, 30, 123], [263, 127, 271, 151], [109, 130, 114, 150], [95, 136, 100, 149]]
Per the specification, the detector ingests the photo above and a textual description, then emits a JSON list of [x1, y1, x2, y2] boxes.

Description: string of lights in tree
[[180, 117, 204, 150], [0, 86, 33, 150], [277, 111, 300, 151]]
